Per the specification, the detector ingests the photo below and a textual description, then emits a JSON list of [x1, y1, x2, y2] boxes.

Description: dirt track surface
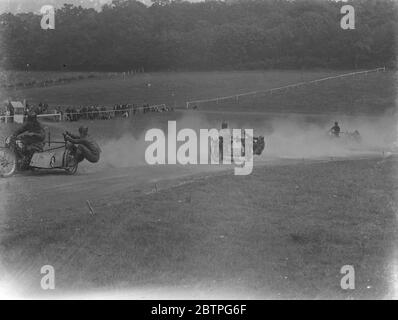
[[1, 155, 383, 224], [0, 163, 224, 222]]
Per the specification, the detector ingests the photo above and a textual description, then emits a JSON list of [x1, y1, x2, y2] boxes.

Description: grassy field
[[197, 71, 396, 116], [1, 69, 394, 116], [0, 70, 356, 106], [0, 70, 110, 88]]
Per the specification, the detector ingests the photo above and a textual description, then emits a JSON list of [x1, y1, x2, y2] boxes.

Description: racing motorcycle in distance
[[253, 136, 266, 155], [327, 129, 362, 144], [0, 131, 78, 178], [211, 130, 265, 163]]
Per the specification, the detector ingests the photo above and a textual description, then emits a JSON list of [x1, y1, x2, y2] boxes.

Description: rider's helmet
[[221, 121, 228, 129], [334, 121, 339, 126]]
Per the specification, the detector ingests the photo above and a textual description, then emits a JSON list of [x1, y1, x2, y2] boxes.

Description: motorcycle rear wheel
[[0, 148, 17, 177]]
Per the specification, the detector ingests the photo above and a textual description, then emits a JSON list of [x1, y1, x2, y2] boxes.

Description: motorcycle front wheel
[[0, 148, 17, 177]]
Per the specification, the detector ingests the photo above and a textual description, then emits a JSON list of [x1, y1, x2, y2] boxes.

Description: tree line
[[0, 0, 396, 71]]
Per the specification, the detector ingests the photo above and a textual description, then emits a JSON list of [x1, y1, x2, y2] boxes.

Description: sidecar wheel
[[0, 149, 17, 177], [63, 149, 78, 175], [65, 163, 78, 175]]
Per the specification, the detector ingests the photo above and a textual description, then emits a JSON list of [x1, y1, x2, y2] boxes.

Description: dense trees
[[0, 0, 396, 71]]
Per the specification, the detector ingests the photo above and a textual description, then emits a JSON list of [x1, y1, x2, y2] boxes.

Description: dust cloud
[[96, 133, 148, 169], [261, 112, 397, 159], [83, 110, 397, 171]]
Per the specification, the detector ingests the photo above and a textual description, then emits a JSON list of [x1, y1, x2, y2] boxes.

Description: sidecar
[[29, 147, 78, 174], [0, 134, 78, 178]]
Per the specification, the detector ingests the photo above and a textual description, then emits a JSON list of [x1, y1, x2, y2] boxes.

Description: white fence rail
[[186, 67, 386, 108]]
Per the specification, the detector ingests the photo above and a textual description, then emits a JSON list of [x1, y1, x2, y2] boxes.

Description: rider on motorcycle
[[11, 110, 46, 158], [64, 126, 101, 165], [330, 121, 341, 137]]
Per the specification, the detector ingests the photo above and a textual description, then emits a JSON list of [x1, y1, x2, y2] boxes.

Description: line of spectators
[[63, 103, 173, 122]]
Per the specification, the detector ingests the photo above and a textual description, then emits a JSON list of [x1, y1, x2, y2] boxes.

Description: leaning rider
[[330, 121, 340, 137], [12, 109, 46, 158], [64, 126, 101, 164]]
